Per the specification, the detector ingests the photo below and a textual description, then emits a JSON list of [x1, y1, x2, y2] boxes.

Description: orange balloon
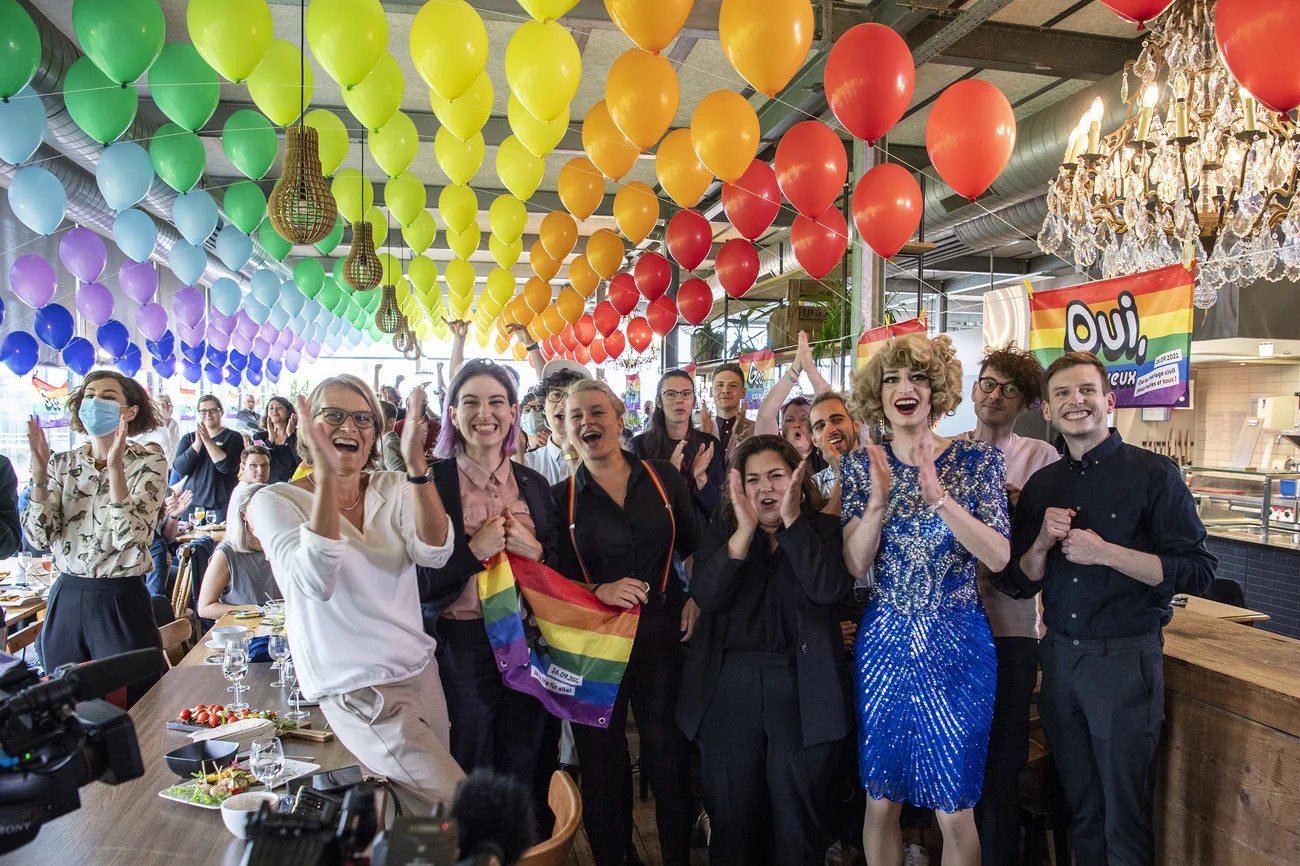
[[613, 181, 659, 244], [511, 340, 529, 361], [540, 211, 578, 260], [530, 240, 560, 282], [514, 294, 537, 327], [691, 90, 760, 184], [557, 157, 606, 220], [582, 101, 640, 181], [718, 0, 814, 98], [557, 286, 585, 324], [605, 48, 678, 151], [586, 228, 625, 279], [542, 302, 567, 336], [570, 254, 600, 298], [524, 275, 552, 313], [603, 0, 693, 53], [655, 127, 713, 208], [530, 303, 552, 338]]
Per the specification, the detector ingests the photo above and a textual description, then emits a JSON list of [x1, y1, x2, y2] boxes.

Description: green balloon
[[356, 288, 379, 312], [0, 0, 41, 100], [149, 122, 205, 191], [367, 321, 384, 342], [331, 289, 351, 315], [222, 109, 278, 180], [147, 43, 219, 131], [314, 215, 345, 256], [224, 181, 266, 234], [318, 278, 343, 313], [257, 219, 292, 261], [73, 0, 165, 86], [331, 257, 345, 286], [65, 57, 137, 144], [293, 257, 326, 298]]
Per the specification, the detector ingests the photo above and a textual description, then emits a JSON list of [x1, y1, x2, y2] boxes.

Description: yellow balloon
[[479, 295, 505, 319], [474, 326, 492, 349], [655, 127, 714, 208], [384, 172, 426, 227], [370, 111, 419, 177], [604, 0, 693, 53], [690, 90, 760, 184], [718, 0, 814, 98], [448, 292, 472, 319], [402, 209, 437, 253], [495, 135, 544, 200], [415, 318, 435, 341], [524, 276, 552, 313], [447, 222, 481, 259], [606, 49, 678, 151], [444, 257, 476, 298], [488, 194, 527, 244], [518, 0, 579, 22], [438, 184, 478, 234], [540, 211, 577, 261], [304, 110, 349, 175], [613, 181, 659, 244], [435, 127, 485, 186], [409, 255, 438, 295], [362, 205, 389, 248], [505, 21, 581, 124], [331, 169, 374, 223], [556, 286, 584, 324], [508, 94, 569, 157], [582, 100, 639, 182], [247, 39, 312, 126], [558, 157, 605, 221], [531, 240, 560, 282], [585, 228, 625, 280], [569, 255, 599, 298], [486, 267, 516, 303], [342, 53, 404, 132], [429, 72, 493, 141], [410, 0, 487, 101], [490, 233, 523, 269], [187, 0, 273, 84], [378, 252, 401, 286], [306, 0, 387, 88]]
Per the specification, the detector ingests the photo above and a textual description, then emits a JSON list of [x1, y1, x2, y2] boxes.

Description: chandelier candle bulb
[[1087, 97, 1104, 154], [1175, 98, 1189, 139], [1136, 85, 1158, 142], [1240, 87, 1257, 133]]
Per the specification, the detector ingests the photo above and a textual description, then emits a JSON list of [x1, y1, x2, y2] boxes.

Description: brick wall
[[1205, 537, 1300, 639]]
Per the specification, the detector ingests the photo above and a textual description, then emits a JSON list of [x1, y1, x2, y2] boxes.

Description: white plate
[[158, 783, 228, 810], [236, 758, 321, 788]]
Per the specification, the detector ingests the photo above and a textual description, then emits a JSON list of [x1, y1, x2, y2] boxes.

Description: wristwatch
[[407, 466, 434, 484], [523, 341, 539, 352]]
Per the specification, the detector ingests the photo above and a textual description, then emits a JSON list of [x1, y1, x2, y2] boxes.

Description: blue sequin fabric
[[840, 439, 1009, 812]]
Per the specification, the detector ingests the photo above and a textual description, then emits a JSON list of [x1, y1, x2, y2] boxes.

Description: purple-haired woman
[[416, 359, 560, 825]]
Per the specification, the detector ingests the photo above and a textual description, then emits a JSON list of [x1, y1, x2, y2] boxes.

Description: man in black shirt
[[701, 363, 754, 461], [173, 394, 245, 522], [1009, 352, 1214, 866]]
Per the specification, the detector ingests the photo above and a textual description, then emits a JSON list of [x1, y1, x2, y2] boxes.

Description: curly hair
[[847, 333, 963, 427], [66, 370, 160, 437], [717, 434, 827, 524], [979, 343, 1046, 407]]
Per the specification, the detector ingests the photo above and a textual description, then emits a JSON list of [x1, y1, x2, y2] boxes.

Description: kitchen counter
[[1207, 524, 1300, 552]]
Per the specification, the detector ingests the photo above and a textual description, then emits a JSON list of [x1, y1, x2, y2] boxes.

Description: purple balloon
[[304, 341, 321, 359], [252, 337, 271, 358], [245, 367, 263, 386], [284, 351, 301, 373], [269, 342, 286, 362], [59, 227, 107, 282], [208, 306, 236, 334], [258, 323, 280, 343], [75, 281, 115, 326], [235, 312, 258, 340], [172, 286, 205, 327], [275, 329, 293, 350], [290, 334, 305, 351], [177, 320, 206, 345], [207, 327, 231, 351], [119, 258, 158, 304], [153, 355, 177, 379], [135, 302, 169, 342], [10, 255, 57, 309], [231, 331, 253, 354]]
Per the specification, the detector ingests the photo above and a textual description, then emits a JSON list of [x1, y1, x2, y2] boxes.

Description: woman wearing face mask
[[256, 396, 299, 483], [24, 371, 168, 705], [197, 482, 281, 619], [553, 379, 701, 866], [630, 369, 725, 528], [840, 335, 1010, 866], [518, 390, 549, 454]]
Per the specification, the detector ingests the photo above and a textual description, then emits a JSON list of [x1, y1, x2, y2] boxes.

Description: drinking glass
[[268, 634, 290, 685], [249, 736, 285, 798], [194, 507, 207, 527], [14, 553, 31, 589], [223, 643, 249, 712], [40, 553, 52, 575], [281, 659, 309, 722]]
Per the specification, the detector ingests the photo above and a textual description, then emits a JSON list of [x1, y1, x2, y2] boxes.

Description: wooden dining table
[[1177, 594, 1272, 623]]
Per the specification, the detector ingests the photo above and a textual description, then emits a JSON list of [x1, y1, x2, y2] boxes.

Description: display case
[[1181, 466, 1300, 543]]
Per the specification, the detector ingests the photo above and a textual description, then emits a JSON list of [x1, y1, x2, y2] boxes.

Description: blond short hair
[[847, 333, 963, 427], [565, 378, 626, 421], [295, 374, 384, 469], [226, 482, 267, 553]]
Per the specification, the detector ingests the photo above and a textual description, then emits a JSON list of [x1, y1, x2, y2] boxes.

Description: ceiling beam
[[890, 255, 1030, 276], [902, 19, 1140, 80]]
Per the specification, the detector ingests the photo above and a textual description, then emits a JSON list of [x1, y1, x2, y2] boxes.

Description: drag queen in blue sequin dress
[[840, 334, 1010, 866]]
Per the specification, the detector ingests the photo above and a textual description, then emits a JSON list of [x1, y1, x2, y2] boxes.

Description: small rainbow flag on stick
[[855, 317, 928, 369], [478, 553, 639, 728]]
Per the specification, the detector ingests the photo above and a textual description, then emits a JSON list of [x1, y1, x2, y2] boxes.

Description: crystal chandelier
[[611, 344, 660, 372], [1038, 0, 1300, 308]]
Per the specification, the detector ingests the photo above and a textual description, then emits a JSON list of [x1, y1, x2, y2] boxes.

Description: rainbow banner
[[739, 348, 776, 411], [1029, 264, 1194, 408], [478, 553, 639, 728], [32, 373, 69, 429], [855, 317, 928, 369]]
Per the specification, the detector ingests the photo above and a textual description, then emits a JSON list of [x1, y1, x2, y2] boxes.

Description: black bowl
[[164, 739, 240, 778]]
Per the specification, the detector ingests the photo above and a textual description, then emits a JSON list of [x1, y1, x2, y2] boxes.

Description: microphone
[[453, 769, 536, 866], [0, 649, 163, 721]]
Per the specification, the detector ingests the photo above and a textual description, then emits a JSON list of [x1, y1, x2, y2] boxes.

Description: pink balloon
[[76, 281, 115, 326], [119, 258, 159, 304], [10, 255, 57, 309], [59, 227, 107, 282], [172, 286, 205, 327]]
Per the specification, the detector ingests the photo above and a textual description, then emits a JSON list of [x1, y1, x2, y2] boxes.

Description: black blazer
[[415, 457, 557, 638], [676, 511, 853, 748]]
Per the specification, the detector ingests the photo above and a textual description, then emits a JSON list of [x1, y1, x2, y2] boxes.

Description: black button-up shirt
[[629, 430, 726, 525], [1009, 430, 1216, 639]]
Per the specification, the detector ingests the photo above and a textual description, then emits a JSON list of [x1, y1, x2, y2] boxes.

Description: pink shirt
[[441, 454, 535, 621]]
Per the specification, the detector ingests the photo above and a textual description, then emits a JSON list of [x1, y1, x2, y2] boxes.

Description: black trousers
[[39, 574, 165, 706], [572, 605, 692, 866], [1039, 631, 1164, 866], [979, 636, 1040, 866], [696, 653, 840, 866]]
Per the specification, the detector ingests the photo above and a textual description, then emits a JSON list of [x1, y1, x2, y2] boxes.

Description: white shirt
[[247, 471, 454, 700], [133, 418, 180, 462], [524, 439, 576, 485]]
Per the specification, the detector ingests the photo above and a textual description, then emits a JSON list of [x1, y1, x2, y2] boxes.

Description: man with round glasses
[[525, 359, 592, 484]]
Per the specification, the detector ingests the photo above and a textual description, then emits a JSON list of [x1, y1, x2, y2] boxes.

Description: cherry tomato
[[210, 705, 224, 713], [179, 709, 192, 722], [195, 711, 210, 724], [195, 704, 207, 711], [209, 717, 220, 728]]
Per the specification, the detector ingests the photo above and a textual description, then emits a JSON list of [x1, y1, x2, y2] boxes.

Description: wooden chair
[[171, 546, 194, 622], [4, 620, 42, 655], [159, 618, 193, 668], [517, 771, 582, 866]]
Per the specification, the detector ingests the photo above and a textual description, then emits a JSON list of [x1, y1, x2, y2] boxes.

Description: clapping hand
[[691, 440, 715, 490], [670, 439, 687, 471], [297, 395, 341, 476], [26, 416, 50, 482], [863, 439, 891, 509], [106, 418, 130, 471], [699, 401, 713, 435], [729, 469, 759, 537], [401, 386, 430, 475], [915, 435, 945, 507], [797, 329, 815, 370], [164, 488, 193, 519], [779, 459, 808, 527]]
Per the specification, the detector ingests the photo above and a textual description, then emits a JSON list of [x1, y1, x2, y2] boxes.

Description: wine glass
[[268, 634, 290, 686], [14, 553, 31, 589], [40, 553, 52, 576], [249, 736, 285, 801], [281, 659, 309, 722], [223, 642, 249, 712], [194, 507, 207, 528]]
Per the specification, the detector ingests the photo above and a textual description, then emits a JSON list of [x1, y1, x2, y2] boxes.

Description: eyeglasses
[[977, 377, 1022, 398], [545, 389, 567, 404], [661, 389, 694, 402], [314, 407, 376, 429], [197, 407, 222, 416]]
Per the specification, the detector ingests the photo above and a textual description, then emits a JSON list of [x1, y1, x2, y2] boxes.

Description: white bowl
[[209, 625, 249, 646], [221, 792, 279, 839]]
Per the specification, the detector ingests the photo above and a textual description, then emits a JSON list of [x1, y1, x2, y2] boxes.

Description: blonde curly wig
[[847, 333, 963, 427]]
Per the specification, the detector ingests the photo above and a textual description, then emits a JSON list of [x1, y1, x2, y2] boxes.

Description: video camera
[[0, 649, 155, 855]]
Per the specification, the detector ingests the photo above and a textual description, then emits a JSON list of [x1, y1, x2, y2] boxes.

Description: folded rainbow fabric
[[478, 552, 639, 728]]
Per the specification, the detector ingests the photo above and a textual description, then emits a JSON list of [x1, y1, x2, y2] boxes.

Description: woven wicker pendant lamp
[[343, 214, 383, 291]]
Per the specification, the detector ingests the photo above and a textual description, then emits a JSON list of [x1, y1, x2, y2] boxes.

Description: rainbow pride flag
[[478, 553, 639, 728], [1029, 264, 1194, 408], [739, 348, 776, 411], [855, 317, 928, 369]]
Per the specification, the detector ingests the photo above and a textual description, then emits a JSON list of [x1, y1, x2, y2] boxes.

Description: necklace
[[310, 475, 364, 511]]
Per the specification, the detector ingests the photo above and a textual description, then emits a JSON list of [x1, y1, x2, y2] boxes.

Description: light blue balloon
[[268, 305, 290, 329], [9, 165, 66, 236], [250, 269, 279, 307], [96, 141, 153, 211], [277, 279, 305, 316], [244, 297, 270, 325], [210, 276, 242, 317], [347, 329, 363, 348], [172, 189, 218, 245], [113, 208, 157, 261], [300, 297, 320, 322], [214, 225, 252, 270], [0, 87, 46, 166], [316, 304, 333, 325], [327, 317, 345, 336], [326, 332, 343, 351], [168, 239, 206, 286], [287, 314, 307, 334]]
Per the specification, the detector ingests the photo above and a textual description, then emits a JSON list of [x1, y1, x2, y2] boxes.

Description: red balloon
[[790, 207, 848, 280], [589, 336, 608, 365], [774, 121, 847, 218], [852, 163, 921, 259], [573, 312, 596, 347], [646, 295, 678, 336], [627, 316, 653, 353], [1217, 0, 1300, 113], [715, 238, 759, 299], [609, 272, 641, 315], [604, 329, 626, 359], [722, 160, 781, 240], [560, 324, 579, 351], [573, 342, 591, 365], [1098, 0, 1174, 28], [825, 23, 915, 145], [541, 336, 558, 359], [633, 252, 672, 301], [593, 299, 621, 337], [676, 277, 713, 326], [925, 79, 1016, 202], [665, 209, 712, 271]]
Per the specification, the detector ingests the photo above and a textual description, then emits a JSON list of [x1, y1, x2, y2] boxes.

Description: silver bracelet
[[929, 492, 948, 513]]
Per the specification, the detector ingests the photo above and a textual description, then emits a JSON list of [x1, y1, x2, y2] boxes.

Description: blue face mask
[[78, 396, 122, 438]]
